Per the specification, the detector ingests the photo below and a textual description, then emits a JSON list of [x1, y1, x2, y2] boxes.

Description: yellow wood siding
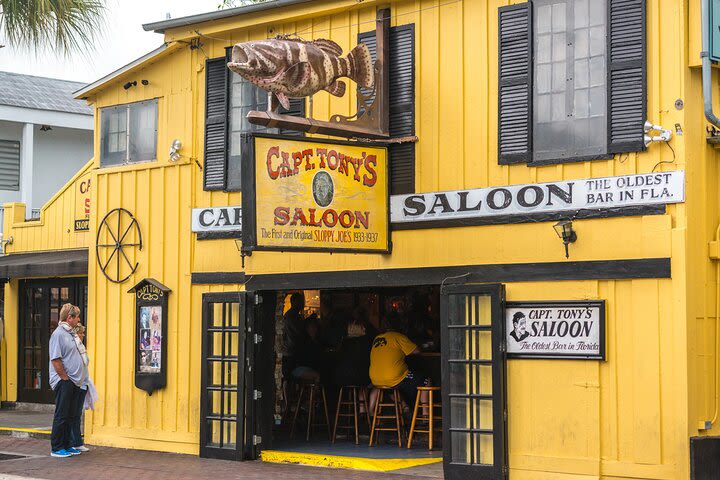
[[3, 1, 713, 478], [2, 159, 93, 254], [1, 161, 94, 401]]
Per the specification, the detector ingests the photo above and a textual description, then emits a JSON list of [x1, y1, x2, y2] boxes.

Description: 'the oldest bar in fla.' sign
[[242, 136, 389, 253]]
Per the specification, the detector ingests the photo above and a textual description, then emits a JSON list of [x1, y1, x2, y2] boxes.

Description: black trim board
[[196, 231, 242, 240], [244, 258, 670, 291], [191, 272, 246, 285], [392, 204, 666, 231]]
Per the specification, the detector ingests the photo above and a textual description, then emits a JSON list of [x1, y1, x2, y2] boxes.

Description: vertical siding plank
[[438, 0, 463, 190], [463, 0, 487, 188], [631, 279, 662, 464]]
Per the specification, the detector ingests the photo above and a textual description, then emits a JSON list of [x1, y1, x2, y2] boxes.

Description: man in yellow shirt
[[369, 312, 430, 409]]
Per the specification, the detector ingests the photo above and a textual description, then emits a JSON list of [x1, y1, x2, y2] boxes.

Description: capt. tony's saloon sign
[[506, 301, 605, 360], [391, 171, 685, 227], [241, 135, 389, 254]]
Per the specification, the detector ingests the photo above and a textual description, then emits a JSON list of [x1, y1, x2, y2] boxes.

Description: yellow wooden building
[[2, 0, 720, 478]]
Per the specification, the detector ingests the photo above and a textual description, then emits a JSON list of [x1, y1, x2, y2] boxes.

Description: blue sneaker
[[66, 447, 81, 455], [51, 449, 72, 458]]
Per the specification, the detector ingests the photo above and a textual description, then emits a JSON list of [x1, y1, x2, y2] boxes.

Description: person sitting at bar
[[369, 311, 431, 413], [333, 306, 373, 387], [293, 314, 324, 383], [282, 292, 320, 383], [318, 296, 344, 350], [407, 294, 439, 351]]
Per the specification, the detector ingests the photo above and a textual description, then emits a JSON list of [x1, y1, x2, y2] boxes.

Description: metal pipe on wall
[[702, 0, 720, 128]]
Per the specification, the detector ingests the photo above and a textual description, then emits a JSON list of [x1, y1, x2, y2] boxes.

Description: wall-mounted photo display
[[505, 301, 605, 360], [138, 305, 162, 373], [129, 278, 171, 394]]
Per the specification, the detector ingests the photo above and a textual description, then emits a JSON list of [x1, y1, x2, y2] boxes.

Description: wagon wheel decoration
[[96, 208, 142, 284]]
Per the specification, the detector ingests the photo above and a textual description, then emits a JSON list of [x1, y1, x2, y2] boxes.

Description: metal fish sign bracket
[[228, 9, 391, 140]]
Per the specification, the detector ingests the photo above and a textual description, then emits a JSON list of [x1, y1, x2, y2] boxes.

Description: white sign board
[[391, 171, 685, 224], [191, 206, 242, 233], [506, 301, 605, 359]]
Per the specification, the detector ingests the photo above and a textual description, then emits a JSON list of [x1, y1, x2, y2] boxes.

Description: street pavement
[[0, 436, 443, 480]]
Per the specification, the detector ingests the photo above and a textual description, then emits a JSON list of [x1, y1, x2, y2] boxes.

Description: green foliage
[[0, 0, 106, 56]]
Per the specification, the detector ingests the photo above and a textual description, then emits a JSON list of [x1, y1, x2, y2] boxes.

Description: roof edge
[[73, 44, 170, 99], [142, 0, 315, 33]]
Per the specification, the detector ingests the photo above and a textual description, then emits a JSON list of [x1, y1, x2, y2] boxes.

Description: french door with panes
[[200, 293, 248, 460], [19, 278, 88, 404], [441, 284, 507, 479]]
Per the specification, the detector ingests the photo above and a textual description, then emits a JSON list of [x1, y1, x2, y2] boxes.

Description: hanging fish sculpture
[[227, 36, 374, 110]]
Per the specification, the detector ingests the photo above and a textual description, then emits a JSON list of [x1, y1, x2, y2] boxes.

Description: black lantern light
[[553, 220, 577, 258]]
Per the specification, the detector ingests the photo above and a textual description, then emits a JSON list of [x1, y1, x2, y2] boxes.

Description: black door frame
[[440, 283, 507, 480], [236, 280, 509, 475], [244, 291, 278, 459], [18, 277, 88, 404], [199, 292, 247, 460]]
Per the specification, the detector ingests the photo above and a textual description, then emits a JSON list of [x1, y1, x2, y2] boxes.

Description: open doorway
[[261, 286, 443, 475]]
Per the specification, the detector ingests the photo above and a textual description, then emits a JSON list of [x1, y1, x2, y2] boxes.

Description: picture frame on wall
[[128, 278, 171, 395]]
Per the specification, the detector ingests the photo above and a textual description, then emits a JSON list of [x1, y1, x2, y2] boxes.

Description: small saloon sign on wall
[[505, 301, 605, 360], [242, 135, 389, 254], [128, 278, 170, 394], [74, 171, 91, 231]]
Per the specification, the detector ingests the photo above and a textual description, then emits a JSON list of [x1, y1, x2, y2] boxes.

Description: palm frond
[[0, 0, 106, 56]]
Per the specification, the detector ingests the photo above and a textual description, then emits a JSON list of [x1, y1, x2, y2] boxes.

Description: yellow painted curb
[[261, 450, 442, 472], [0, 427, 51, 434]]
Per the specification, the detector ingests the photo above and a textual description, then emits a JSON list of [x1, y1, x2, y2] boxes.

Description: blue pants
[[51, 380, 81, 452], [69, 388, 87, 447]]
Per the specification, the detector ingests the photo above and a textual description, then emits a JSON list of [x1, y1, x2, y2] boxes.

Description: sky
[[0, 0, 224, 84]]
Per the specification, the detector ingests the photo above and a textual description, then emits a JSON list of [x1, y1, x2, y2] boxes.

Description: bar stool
[[407, 386, 442, 450], [289, 383, 331, 441], [332, 385, 371, 444], [369, 387, 406, 447]]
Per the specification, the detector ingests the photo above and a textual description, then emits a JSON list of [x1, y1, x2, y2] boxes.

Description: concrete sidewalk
[[0, 407, 53, 440], [0, 436, 443, 480], [0, 411, 52, 434]]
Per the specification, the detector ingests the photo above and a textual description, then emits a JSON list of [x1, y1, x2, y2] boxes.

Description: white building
[[0, 72, 93, 225]]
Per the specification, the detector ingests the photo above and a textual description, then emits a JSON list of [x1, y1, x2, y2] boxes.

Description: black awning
[[0, 249, 88, 279]]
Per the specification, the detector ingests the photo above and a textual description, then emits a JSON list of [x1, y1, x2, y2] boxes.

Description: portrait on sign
[[505, 301, 606, 360]]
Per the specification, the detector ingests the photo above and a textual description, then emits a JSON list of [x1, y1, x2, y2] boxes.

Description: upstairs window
[[534, 0, 606, 161], [498, 0, 646, 165], [100, 99, 158, 167], [203, 51, 304, 192]]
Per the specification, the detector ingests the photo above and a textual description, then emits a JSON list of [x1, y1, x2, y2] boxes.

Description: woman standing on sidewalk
[[69, 323, 97, 452]]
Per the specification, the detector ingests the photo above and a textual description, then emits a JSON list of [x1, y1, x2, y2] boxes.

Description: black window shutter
[[359, 25, 416, 195], [203, 57, 228, 191], [498, 3, 532, 165], [607, 0, 646, 153], [279, 98, 306, 136]]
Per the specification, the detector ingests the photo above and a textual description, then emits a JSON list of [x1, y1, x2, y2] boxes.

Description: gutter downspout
[[710, 224, 720, 427], [702, 0, 720, 128]]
